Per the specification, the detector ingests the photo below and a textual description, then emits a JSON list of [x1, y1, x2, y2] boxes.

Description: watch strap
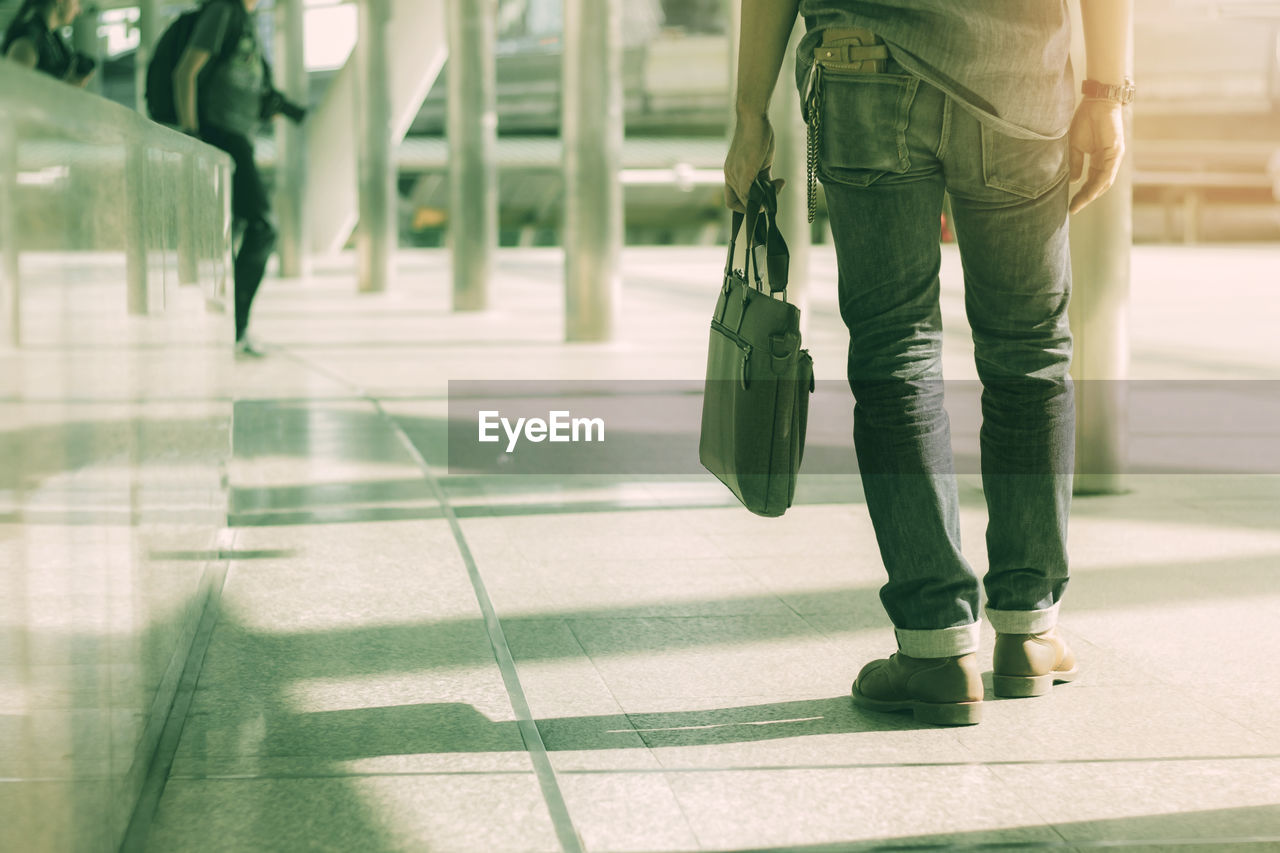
[[1082, 78, 1136, 105]]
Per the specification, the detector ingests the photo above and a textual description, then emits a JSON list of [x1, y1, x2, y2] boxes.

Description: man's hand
[[724, 112, 784, 213], [1068, 99, 1125, 214]]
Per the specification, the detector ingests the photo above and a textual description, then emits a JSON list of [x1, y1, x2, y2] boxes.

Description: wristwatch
[[1082, 78, 1136, 105]]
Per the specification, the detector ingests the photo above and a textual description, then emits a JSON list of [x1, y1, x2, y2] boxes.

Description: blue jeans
[[814, 59, 1074, 657]]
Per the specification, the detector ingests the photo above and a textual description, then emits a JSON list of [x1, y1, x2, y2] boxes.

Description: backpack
[[145, 0, 244, 124]]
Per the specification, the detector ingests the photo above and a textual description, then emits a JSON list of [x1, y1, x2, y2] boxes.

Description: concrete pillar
[[447, 0, 497, 311], [1068, 3, 1134, 495], [215, 153, 234, 308], [727, 0, 740, 130], [0, 125, 19, 346], [274, 0, 309, 278], [562, 0, 622, 342], [354, 0, 395, 293], [134, 0, 161, 114], [71, 4, 103, 96], [305, 1, 446, 255], [125, 144, 149, 315], [177, 152, 200, 284], [768, 19, 809, 325]]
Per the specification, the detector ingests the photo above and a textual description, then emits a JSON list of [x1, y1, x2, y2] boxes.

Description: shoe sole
[[851, 687, 983, 726], [992, 666, 1080, 698]]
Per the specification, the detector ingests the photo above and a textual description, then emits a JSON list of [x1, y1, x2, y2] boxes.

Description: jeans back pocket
[[980, 126, 1069, 199], [819, 72, 918, 188]]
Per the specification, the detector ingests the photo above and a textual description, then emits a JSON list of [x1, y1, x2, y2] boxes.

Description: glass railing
[[1, 62, 234, 852]]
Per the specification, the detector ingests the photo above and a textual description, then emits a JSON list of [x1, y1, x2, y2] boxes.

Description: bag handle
[[723, 178, 791, 295]]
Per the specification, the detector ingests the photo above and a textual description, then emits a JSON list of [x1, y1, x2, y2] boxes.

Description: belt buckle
[[816, 31, 886, 73]]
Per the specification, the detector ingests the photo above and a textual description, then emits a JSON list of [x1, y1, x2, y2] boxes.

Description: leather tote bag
[[699, 179, 814, 517]]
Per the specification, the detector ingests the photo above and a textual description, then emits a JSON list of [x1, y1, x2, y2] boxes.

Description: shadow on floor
[[730, 802, 1280, 851], [243, 695, 935, 762]]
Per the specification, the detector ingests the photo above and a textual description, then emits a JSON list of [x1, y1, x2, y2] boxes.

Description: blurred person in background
[[3, 0, 96, 86], [726, 0, 1131, 726], [172, 0, 275, 357]]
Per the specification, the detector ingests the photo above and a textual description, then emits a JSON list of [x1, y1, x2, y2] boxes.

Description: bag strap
[[723, 178, 790, 296]]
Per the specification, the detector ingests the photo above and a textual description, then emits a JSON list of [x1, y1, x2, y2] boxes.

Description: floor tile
[[663, 765, 1062, 850], [564, 615, 838, 713], [557, 772, 700, 851], [143, 775, 562, 853], [993, 758, 1280, 844]]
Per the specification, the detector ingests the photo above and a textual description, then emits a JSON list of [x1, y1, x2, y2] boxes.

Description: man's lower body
[[201, 124, 278, 347], [810, 50, 1078, 724]]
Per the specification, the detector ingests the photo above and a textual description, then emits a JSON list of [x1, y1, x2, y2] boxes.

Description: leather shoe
[[852, 652, 983, 726], [992, 626, 1079, 697]]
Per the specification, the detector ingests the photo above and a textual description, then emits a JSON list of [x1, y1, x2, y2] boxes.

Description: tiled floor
[[137, 245, 1280, 851]]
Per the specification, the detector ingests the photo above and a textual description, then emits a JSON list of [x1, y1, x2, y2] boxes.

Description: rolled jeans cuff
[[895, 621, 981, 658], [985, 601, 1060, 635]]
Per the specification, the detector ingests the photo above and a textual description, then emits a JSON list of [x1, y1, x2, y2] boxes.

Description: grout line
[[147, 750, 1280, 782], [569, 754, 1280, 771], [374, 399, 587, 853], [733, 838, 1280, 852], [118, 531, 234, 853], [166, 770, 545, 781], [557, 619, 704, 843], [276, 347, 586, 853]]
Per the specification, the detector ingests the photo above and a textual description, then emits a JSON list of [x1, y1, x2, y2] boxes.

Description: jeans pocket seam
[[820, 73, 916, 180], [894, 76, 919, 170], [981, 126, 1069, 199]]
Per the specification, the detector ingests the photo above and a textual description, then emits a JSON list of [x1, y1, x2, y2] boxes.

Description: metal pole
[[562, 0, 622, 342], [355, 0, 395, 293], [1068, 1, 1133, 495], [134, 0, 160, 114], [447, 0, 496, 311], [274, 0, 309, 278], [768, 19, 809, 327]]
